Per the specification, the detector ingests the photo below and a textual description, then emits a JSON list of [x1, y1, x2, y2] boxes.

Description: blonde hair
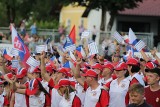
[[64, 86, 76, 100]]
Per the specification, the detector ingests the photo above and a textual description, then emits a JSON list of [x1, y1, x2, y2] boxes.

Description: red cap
[[80, 67, 88, 73], [16, 68, 27, 79], [54, 79, 70, 89], [114, 62, 127, 71], [91, 63, 103, 71], [103, 63, 114, 71], [145, 62, 157, 69], [82, 69, 98, 77], [32, 67, 41, 73], [26, 79, 39, 95], [46, 65, 53, 73], [58, 67, 68, 76], [126, 58, 139, 66]]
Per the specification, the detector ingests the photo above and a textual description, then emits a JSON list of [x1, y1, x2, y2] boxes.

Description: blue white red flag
[[129, 28, 146, 51], [11, 25, 30, 68], [76, 46, 86, 58]]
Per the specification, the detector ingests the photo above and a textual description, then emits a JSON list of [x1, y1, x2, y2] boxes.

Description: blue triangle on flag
[[63, 36, 74, 48], [63, 61, 71, 68], [2, 49, 7, 56], [50, 56, 56, 61]]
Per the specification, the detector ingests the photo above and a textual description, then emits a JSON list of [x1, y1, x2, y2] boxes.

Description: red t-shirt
[[145, 86, 160, 107]]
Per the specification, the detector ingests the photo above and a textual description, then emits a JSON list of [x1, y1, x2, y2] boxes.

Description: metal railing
[[0, 27, 60, 43]]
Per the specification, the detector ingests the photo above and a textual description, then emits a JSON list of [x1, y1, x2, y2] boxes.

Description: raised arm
[[40, 52, 51, 82], [151, 49, 160, 65], [140, 50, 150, 62], [73, 58, 85, 87]]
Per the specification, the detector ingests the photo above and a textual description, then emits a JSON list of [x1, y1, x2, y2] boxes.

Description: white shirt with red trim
[[41, 80, 49, 93], [14, 81, 29, 107], [29, 92, 45, 107], [59, 92, 76, 107], [109, 78, 130, 107], [84, 84, 102, 107], [51, 88, 62, 107], [98, 77, 113, 85], [75, 83, 85, 106], [131, 73, 145, 86], [0, 94, 4, 107]]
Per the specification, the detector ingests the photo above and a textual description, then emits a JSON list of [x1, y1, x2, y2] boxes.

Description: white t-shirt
[[29, 92, 45, 107], [14, 93, 27, 107], [109, 78, 130, 107], [0, 94, 4, 107], [51, 88, 62, 107], [84, 84, 102, 107]]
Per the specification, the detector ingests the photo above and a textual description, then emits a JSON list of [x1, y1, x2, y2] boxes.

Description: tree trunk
[[100, 6, 106, 31], [107, 13, 115, 31]]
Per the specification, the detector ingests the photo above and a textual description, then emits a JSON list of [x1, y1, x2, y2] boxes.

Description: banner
[[26, 56, 40, 67], [88, 42, 98, 55], [11, 60, 20, 68], [36, 45, 47, 53]]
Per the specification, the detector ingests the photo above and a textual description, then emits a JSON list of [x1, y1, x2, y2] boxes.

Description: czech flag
[[2, 49, 12, 61], [76, 46, 86, 58]]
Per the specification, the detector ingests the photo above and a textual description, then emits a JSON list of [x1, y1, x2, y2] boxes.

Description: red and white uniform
[[109, 78, 130, 107], [14, 81, 29, 107], [75, 83, 85, 106], [29, 92, 45, 107], [98, 77, 113, 85], [84, 84, 109, 107], [130, 73, 145, 86], [59, 92, 81, 107], [0, 95, 9, 107], [51, 88, 62, 107]]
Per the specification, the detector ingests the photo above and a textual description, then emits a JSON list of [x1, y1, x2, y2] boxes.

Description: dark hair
[[125, 70, 129, 77], [37, 80, 50, 96], [130, 65, 140, 73]]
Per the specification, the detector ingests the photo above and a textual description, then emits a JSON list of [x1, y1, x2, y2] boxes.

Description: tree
[[0, 0, 59, 27], [56, 0, 143, 31]]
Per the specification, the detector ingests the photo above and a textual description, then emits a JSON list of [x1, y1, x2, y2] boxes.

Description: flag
[[63, 36, 76, 51], [49, 56, 57, 69], [76, 46, 86, 58], [123, 46, 134, 61], [129, 28, 146, 51], [68, 51, 76, 61], [69, 25, 76, 44], [113, 31, 123, 43], [45, 38, 50, 45], [2, 49, 12, 61], [63, 61, 72, 72], [129, 28, 137, 44], [11, 25, 30, 68], [50, 43, 54, 53]]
